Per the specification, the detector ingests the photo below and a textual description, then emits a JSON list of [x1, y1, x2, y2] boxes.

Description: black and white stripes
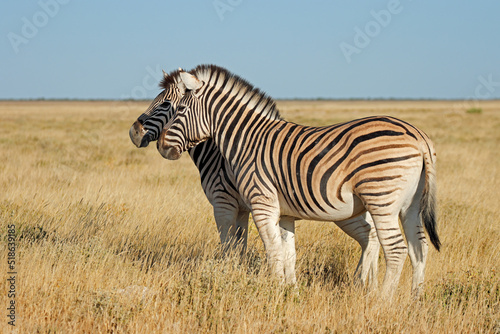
[[158, 64, 439, 297], [130, 68, 381, 287]]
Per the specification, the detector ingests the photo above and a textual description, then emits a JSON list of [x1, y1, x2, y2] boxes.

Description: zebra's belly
[[278, 191, 366, 222]]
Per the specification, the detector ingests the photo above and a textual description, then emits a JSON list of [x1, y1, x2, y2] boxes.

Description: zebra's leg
[[400, 175, 429, 297], [362, 212, 380, 290], [213, 204, 240, 254], [366, 208, 408, 299], [235, 210, 250, 254], [279, 216, 296, 284], [400, 205, 428, 297], [335, 212, 379, 290], [251, 201, 285, 280]]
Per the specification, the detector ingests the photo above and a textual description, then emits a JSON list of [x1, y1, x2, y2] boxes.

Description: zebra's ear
[[177, 80, 186, 95], [180, 71, 203, 91]]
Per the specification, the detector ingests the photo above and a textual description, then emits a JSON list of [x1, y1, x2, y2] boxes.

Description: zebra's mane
[[159, 68, 183, 89], [190, 64, 282, 121]]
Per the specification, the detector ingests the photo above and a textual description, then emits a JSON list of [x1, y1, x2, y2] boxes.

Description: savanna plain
[[0, 100, 499, 333]]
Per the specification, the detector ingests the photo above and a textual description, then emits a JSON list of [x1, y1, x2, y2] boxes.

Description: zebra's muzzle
[[140, 133, 152, 148], [129, 121, 146, 148], [157, 142, 182, 160]]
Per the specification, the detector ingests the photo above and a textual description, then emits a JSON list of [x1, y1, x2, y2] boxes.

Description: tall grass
[[0, 100, 499, 333]]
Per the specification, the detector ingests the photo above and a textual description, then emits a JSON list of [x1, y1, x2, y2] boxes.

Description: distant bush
[[466, 107, 482, 114]]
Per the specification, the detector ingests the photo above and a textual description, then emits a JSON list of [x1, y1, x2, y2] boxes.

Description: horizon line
[[1, 97, 499, 102]]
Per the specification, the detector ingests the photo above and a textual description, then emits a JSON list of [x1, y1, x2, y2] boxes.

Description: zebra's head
[[157, 70, 209, 160], [129, 68, 186, 148]]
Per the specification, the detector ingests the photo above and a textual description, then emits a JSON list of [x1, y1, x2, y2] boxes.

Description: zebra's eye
[[177, 106, 187, 114], [160, 101, 171, 108]]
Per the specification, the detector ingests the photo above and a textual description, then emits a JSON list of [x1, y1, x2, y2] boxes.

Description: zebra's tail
[[420, 141, 441, 251]]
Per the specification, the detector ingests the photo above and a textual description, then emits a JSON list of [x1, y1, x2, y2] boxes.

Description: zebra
[[157, 65, 440, 297], [130, 68, 381, 287], [130, 69, 249, 251]]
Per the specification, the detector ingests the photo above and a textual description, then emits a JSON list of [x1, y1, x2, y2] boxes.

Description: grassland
[[0, 100, 499, 333]]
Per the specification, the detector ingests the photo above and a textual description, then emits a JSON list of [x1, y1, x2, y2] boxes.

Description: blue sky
[[1, 1, 499, 100]]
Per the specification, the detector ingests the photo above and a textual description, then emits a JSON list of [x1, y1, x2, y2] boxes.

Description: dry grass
[[0, 100, 499, 333]]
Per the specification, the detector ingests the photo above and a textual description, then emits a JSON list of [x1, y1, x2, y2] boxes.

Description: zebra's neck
[[193, 64, 281, 121], [191, 64, 283, 168], [187, 139, 225, 182], [208, 95, 284, 169]]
